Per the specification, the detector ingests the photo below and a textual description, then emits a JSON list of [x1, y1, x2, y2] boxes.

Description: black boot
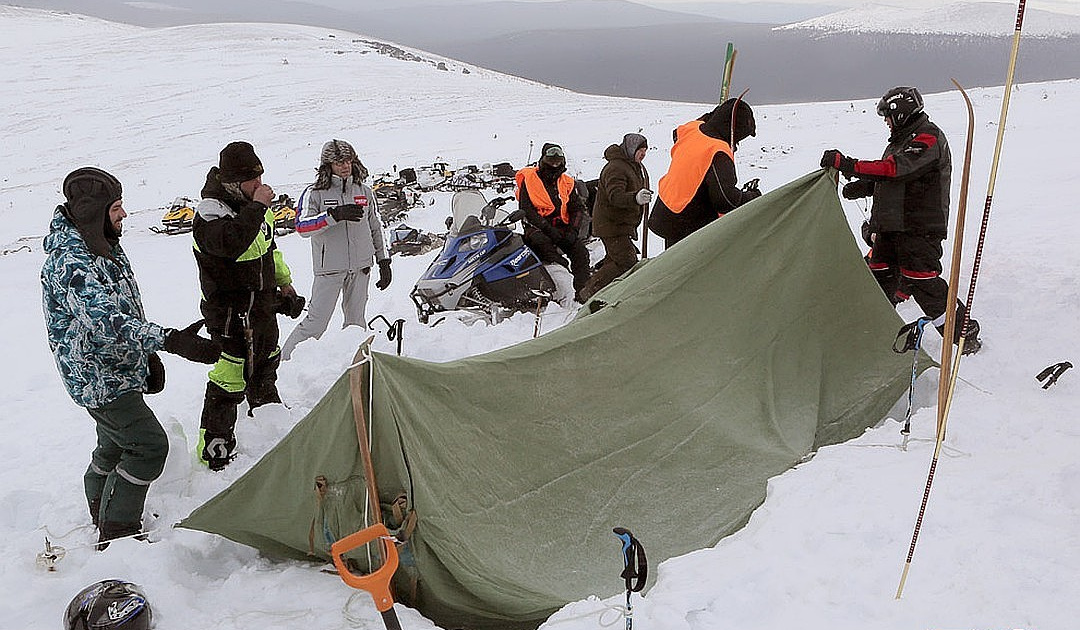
[[936, 318, 982, 355], [97, 521, 145, 551], [200, 430, 237, 472], [88, 497, 101, 529]]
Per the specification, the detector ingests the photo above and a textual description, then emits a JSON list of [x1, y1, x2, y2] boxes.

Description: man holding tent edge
[[821, 86, 982, 354], [647, 98, 761, 248]]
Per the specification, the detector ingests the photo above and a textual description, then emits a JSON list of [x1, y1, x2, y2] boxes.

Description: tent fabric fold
[[180, 170, 919, 629]]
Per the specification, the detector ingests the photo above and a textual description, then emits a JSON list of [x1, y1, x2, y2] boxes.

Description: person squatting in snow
[[578, 133, 652, 302], [647, 98, 762, 248], [192, 142, 303, 471], [281, 139, 392, 360], [41, 168, 221, 547], [515, 143, 592, 302], [821, 86, 982, 354]]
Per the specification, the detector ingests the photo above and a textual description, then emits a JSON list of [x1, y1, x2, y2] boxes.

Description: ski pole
[[897, 1, 1027, 600], [640, 164, 651, 259], [612, 527, 647, 630], [892, 317, 931, 449]]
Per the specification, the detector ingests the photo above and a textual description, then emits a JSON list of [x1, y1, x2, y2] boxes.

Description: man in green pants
[[42, 167, 220, 547]]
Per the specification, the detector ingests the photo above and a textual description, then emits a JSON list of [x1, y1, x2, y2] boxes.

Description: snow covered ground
[[779, 1, 1080, 37], [1, 6, 1078, 630]]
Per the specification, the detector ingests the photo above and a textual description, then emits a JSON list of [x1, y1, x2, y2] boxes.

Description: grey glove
[[634, 189, 654, 206]]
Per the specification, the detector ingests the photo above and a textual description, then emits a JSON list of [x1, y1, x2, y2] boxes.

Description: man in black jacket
[[193, 142, 299, 470], [822, 86, 981, 354], [648, 98, 761, 248], [515, 143, 591, 301]]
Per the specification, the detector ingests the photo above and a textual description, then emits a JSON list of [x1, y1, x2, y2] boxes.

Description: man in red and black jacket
[[822, 86, 981, 354]]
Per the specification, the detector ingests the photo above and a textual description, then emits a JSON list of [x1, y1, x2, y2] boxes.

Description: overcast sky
[[293, 0, 1079, 17]]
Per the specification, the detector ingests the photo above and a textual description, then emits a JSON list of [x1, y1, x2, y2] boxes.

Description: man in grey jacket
[[282, 139, 391, 359]]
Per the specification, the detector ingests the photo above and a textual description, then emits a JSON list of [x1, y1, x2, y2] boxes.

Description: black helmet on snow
[[64, 580, 153, 630], [876, 86, 924, 127]]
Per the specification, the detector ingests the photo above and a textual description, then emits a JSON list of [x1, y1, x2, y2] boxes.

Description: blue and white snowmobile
[[410, 190, 557, 324]]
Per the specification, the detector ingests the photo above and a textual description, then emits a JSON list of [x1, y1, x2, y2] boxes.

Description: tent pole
[[349, 336, 384, 561]]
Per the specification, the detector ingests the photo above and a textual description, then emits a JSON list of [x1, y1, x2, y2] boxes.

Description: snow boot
[[937, 318, 982, 355], [96, 521, 145, 551], [199, 429, 237, 472]]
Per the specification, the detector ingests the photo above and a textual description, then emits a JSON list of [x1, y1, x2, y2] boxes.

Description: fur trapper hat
[[62, 167, 122, 256]]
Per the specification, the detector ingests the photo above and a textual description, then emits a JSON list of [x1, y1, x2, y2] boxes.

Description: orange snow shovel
[[331, 523, 402, 630]]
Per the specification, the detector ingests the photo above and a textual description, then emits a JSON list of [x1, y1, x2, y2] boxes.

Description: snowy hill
[[2, 6, 1079, 630], [779, 1, 1080, 37]]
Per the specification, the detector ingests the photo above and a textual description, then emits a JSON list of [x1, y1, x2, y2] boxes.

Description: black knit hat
[[701, 98, 756, 145], [62, 167, 123, 256], [218, 141, 264, 183]]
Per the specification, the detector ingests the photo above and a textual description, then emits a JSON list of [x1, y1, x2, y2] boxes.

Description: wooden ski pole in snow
[[896, 0, 1027, 599]]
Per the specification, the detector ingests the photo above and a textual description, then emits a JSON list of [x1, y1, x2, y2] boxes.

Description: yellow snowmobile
[[271, 194, 296, 235], [154, 196, 196, 234]]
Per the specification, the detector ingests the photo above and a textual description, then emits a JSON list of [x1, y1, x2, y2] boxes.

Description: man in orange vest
[[648, 98, 761, 248], [516, 143, 590, 301]]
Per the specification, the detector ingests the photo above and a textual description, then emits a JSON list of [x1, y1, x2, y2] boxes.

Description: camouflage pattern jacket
[[41, 207, 166, 408]]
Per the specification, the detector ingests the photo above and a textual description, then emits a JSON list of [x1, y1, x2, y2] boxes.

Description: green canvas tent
[[180, 170, 920, 629]]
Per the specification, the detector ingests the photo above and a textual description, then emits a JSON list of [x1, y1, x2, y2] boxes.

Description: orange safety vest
[[514, 167, 576, 225], [657, 121, 735, 214]]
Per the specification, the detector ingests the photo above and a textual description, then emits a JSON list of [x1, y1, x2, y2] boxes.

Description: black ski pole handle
[[612, 527, 648, 593], [1036, 361, 1072, 389]]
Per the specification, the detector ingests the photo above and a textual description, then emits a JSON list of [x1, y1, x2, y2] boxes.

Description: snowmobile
[[154, 196, 196, 234], [410, 190, 556, 325], [389, 223, 444, 257], [270, 194, 296, 235]]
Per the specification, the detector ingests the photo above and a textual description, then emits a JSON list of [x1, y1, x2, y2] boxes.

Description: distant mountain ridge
[[780, 2, 1080, 37]]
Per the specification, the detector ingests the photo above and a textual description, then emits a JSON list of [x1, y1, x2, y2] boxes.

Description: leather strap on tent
[[308, 475, 329, 556], [657, 121, 734, 214]]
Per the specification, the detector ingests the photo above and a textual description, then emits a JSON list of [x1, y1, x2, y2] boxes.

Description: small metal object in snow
[[36, 537, 65, 571]]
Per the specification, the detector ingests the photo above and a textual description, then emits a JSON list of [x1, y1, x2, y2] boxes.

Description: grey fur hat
[[320, 139, 357, 165]]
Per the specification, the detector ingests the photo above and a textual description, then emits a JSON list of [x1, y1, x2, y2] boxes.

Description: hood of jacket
[[701, 98, 756, 147], [44, 206, 102, 258], [604, 143, 636, 164]]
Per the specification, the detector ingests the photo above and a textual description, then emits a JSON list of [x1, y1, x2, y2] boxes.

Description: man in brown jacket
[[579, 133, 651, 301]]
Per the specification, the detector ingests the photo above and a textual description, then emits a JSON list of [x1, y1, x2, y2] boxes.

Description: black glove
[[274, 291, 306, 319], [842, 179, 875, 200], [860, 221, 875, 248], [145, 352, 165, 394], [821, 149, 857, 175], [163, 320, 221, 364], [329, 203, 364, 222], [740, 187, 762, 204], [375, 259, 392, 290], [740, 178, 762, 204]]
